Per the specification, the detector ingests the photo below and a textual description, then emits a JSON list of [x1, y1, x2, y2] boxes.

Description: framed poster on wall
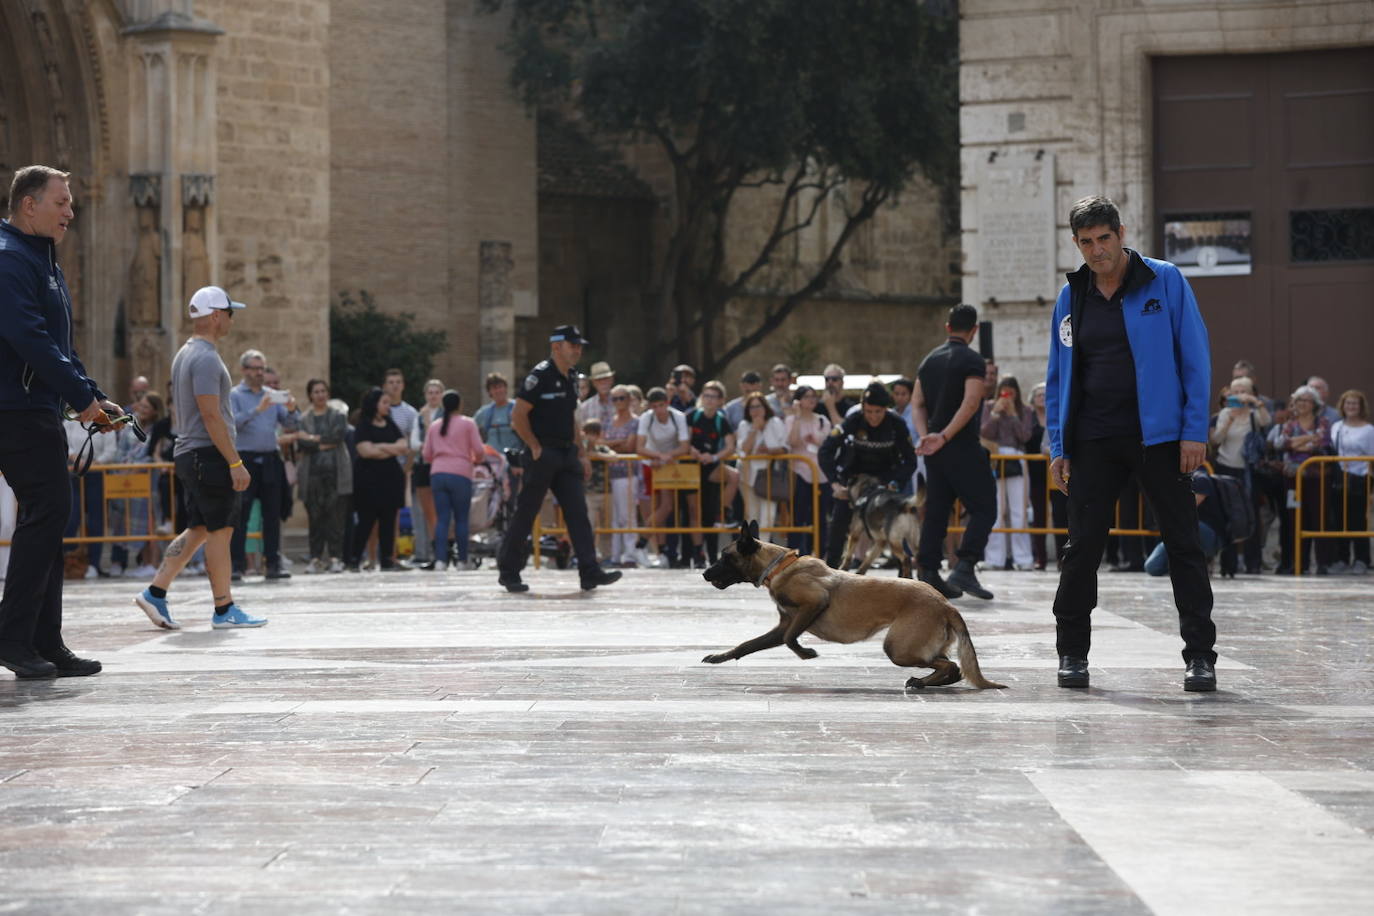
[[1162, 212, 1252, 276]]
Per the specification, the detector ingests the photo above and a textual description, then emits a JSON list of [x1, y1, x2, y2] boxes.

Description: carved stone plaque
[[977, 152, 1056, 303]]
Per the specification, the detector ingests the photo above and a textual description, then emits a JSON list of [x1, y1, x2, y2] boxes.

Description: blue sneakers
[[211, 604, 268, 629], [135, 589, 180, 630]]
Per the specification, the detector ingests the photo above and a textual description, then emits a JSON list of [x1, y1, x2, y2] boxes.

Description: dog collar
[[756, 550, 801, 589]]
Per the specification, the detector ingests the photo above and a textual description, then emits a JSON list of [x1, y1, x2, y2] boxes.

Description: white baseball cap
[[187, 286, 246, 318]]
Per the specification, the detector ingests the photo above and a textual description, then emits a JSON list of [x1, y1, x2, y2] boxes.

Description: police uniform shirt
[[916, 337, 986, 449], [518, 359, 578, 445]]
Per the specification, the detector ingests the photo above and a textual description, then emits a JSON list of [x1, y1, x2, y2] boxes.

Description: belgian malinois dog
[[839, 474, 923, 578], [701, 522, 1006, 689]]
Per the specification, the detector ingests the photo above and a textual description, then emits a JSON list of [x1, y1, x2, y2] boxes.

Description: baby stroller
[[465, 445, 512, 563]]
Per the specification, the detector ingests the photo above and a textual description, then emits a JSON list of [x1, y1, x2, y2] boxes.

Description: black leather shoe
[[499, 574, 529, 593], [1184, 658, 1216, 692], [581, 568, 623, 591], [947, 560, 994, 600], [265, 569, 292, 580], [1057, 655, 1090, 688], [40, 647, 102, 678], [0, 647, 58, 680], [917, 568, 962, 599]]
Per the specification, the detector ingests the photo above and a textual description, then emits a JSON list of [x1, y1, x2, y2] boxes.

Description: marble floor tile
[[1, 565, 1371, 912]]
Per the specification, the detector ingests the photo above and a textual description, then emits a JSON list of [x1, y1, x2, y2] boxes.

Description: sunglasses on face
[[824, 377, 842, 382]]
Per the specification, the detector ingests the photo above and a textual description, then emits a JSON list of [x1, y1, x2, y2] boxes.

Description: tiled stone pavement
[[2, 564, 1372, 913]]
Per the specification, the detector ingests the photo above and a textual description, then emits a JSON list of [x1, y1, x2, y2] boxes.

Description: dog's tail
[[950, 613, 1007, 689]]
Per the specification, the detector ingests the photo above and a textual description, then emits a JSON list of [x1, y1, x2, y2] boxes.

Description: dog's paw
[[795, 646, 818, 660], [904, 677, 925, 690], [702, 653, 728, 664]]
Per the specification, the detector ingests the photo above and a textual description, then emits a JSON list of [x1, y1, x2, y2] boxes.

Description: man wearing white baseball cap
[[134, 286, 267, 631]]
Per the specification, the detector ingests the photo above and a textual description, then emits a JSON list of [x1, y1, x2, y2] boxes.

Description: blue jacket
[[1045, 249, 1211, 460], [0, 219, 105, 413]]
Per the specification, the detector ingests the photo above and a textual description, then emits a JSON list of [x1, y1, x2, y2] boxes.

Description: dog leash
[[63, 407, 146, 477], [755, 549, 801, 588]]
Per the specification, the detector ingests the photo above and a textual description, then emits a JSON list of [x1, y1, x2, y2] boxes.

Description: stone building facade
[[960, 0, 1374, 398], [1, 0, 958, 411]]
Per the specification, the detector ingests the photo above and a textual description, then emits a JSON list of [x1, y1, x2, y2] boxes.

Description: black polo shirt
[[1076, 262, 1141, 441], [916, 336, 987, 449], [518, 359, 579, 445]]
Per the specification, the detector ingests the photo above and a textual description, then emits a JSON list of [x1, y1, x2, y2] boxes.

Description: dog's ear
[[737, 519, 760, 555]]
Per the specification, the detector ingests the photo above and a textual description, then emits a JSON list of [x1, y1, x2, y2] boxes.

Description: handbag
[[751, 460, 790, 501]]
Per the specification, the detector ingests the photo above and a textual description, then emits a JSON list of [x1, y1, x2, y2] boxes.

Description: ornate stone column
[[123, 5, 221, 380]]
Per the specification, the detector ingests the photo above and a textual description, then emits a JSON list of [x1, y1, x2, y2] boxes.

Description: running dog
[[838, 475, 922, 578], [701, 522, 1006, 689]]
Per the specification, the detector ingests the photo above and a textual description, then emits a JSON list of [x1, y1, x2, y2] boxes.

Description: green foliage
[[781, 334, 820, 376], [329, 290, 447, 411], [484, 0, 958, 378]]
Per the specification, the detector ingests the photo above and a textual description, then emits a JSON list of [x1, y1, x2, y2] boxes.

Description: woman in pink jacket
[[421, 389, 486, 570]]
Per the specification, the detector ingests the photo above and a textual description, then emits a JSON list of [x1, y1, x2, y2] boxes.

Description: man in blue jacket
[[0, 166, 123, 679], [1045, 196, 1217, 692]]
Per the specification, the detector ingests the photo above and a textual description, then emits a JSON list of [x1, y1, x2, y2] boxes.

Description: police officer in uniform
[[818, 381, 917, 569], [496, 325, 622, 593]]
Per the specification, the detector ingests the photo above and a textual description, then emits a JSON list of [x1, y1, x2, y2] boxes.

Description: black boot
[[947, 558, 994, 600], [917, 568, 962, 599], [1057, 655, 1089, 688], [1184, 658, 1217, 692]]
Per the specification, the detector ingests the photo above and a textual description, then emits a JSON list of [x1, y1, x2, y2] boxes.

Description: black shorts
[[175, 448, 241, 532], [413, 461, 431, 488]]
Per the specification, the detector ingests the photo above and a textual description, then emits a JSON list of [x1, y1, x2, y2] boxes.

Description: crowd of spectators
[[6, 350, 1369, 583]]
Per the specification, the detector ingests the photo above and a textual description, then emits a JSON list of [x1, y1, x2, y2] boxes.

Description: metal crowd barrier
[[1293, 455, 1374, 576], [532, 453, 821, 568], [0, 462, 262, 548], [946, 452, 1185, 540]]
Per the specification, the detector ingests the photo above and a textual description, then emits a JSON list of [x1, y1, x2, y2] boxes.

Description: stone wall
[[198, 0, 331, 391], [959, 0, 1374, 390]]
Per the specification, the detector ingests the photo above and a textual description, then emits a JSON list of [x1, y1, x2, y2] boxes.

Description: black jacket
[[818, 409, 917, 486], [0, 220, 104, 413]]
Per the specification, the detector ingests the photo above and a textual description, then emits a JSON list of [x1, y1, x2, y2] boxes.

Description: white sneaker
[[304, 558, 323, 575], [131, 564, 158, 578], [155, 521, 173, 535], [327, 558, 345, 573], [1328, 561, 1349, 575], [83, 565, 98, 579], [279, 556, 294, 570], [1352, 560, 1369, 576], [632, 545, 653, 568], [108, 563, 125, 578], [186, 562, 206, 577]]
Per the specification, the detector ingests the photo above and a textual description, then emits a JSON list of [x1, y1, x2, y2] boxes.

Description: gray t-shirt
[[171, 337, 235, 455]]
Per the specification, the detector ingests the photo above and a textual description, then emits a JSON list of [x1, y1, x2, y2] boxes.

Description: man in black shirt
[[496, 325, 621, 593], [912, 304, 997, 600], [818, 381, 917, 569]]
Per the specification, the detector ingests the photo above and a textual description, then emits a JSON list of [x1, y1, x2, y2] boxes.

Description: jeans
[[1146, 521, 1221, 576], [431, 472, 473, 563], [65, 471, 104, 570]]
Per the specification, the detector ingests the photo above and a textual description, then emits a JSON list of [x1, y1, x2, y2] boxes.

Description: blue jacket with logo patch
[[0, 219, 104, 413], [1045, 249, 1211, 460]]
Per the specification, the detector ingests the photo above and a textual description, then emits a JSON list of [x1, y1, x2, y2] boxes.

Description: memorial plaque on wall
[[977, 153, 1056, 303]]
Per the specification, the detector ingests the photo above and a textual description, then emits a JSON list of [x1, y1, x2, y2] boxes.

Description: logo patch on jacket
[[1141, 299, 1162, 315], [48, 276, 59, 290], [1058, 315, 1073, 348]]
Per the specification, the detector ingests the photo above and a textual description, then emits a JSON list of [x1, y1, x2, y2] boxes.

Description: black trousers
[[1329, 474, 1371, 566], [917, 444, 997, 572], [824, 496, 853, 568], [1053, 437, 1215, 663], [497, 446, 601, 582], [230, 451, 285, 572], [351, 489, 400, 569], [0, 409, 72, 655]]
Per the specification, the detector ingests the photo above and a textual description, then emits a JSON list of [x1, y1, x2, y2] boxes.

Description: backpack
[[1210, 473, 1254, 544]]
